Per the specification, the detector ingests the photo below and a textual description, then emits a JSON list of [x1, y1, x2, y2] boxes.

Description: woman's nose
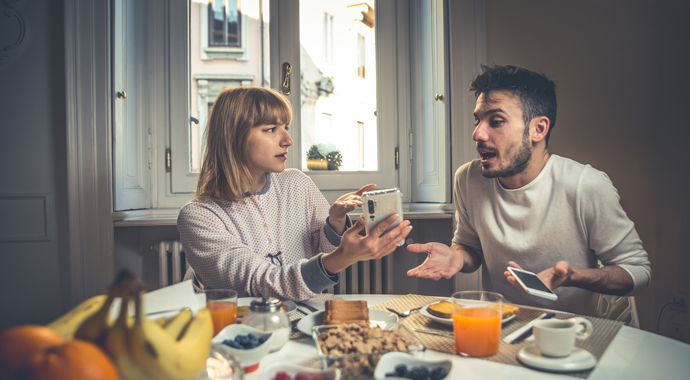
[[281, 131, 293, 147]]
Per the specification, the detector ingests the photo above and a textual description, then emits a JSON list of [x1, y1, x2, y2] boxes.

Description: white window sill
[[112, 203, 453, 227]]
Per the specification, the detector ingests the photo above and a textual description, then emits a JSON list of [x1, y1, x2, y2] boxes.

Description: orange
[[0, 325, 64, 380], [18, 339, 119, 380]]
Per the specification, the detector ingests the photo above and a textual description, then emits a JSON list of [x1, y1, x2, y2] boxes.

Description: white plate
[[373, 352, 452, 380], [420, 301, 517, 326], [517, 346, 596, 372], [258, 362, 340, 380], [297, 309, 399, 336]]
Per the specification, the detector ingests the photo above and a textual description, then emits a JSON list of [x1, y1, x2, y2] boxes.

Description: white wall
[[481, 0, 689, 338]]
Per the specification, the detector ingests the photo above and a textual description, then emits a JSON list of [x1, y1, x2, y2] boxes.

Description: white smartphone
[[361, 188, 405, 247], [507, 267, 558, 301]]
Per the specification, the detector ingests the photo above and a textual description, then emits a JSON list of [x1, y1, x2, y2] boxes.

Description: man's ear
[[531, 116, 550, 143]]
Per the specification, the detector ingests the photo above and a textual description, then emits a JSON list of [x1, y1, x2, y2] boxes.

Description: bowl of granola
[[312, 323, 426, 380]]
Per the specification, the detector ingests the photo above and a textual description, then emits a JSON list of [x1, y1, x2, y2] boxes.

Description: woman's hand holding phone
[[322, 214, 412, 274], [328, 184, 377, 234]]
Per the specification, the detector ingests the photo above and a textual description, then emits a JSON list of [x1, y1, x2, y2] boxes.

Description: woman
[[178, 86, 412, 300]]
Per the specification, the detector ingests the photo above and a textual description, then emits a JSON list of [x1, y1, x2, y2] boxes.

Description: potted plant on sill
[[306, 143, 342, 171]]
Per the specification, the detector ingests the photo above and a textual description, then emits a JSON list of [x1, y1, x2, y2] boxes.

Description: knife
[[503, 312, 556, 344], [414, 329, 454, 338]]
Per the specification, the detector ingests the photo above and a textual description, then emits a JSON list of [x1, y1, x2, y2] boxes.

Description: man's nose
[[472, 122, 487, 142]]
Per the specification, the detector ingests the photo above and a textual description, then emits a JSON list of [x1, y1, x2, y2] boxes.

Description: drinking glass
[[451, 290, 504, 357], [201, 289, 238, 336]]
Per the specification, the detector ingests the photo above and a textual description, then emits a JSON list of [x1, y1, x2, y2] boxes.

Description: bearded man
[[406, 65, 651, 316]]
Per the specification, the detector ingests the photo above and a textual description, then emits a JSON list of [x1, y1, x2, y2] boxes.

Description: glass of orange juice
[[451, 290, 504, 357], [201, 289, 238, 336]]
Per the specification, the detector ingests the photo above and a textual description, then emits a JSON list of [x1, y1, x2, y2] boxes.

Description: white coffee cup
[[532, 317, 594, 357]]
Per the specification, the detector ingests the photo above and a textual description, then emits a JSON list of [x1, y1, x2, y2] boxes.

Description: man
[[406, 64, 651, 315]]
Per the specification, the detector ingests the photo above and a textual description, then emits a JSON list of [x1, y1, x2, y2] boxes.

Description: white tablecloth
[[246, 294, 690, 380]]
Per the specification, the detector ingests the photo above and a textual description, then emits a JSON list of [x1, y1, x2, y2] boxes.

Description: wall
[[654, 0, 690, 342], [482, 0, 690, 338], [0, 0, 70, 328]]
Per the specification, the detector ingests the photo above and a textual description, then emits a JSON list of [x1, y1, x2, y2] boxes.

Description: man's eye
[[490, 119, 504, 127], [474, 120, 480, 126]]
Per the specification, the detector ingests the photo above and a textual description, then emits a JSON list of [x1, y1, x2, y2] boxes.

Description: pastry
[[427, 301, 453, 319], [323, 300, 369, 325], [502, 304, 520, 317]]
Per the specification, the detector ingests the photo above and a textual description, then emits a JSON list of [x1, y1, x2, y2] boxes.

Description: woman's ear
[[531, 116, 550, 143]]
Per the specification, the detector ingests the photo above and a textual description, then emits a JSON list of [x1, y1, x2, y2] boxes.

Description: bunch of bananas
[[47, 271, 213, 380]]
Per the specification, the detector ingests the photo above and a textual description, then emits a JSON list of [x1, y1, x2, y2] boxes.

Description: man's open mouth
[[480, 152, 496, 160]]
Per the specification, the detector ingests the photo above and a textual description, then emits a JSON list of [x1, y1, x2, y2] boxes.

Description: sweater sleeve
[[177, 200, 326, 301], [578, 167, 652, 296]]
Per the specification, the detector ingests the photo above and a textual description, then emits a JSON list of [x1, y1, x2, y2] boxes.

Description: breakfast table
[[245, 294, 690, 380]]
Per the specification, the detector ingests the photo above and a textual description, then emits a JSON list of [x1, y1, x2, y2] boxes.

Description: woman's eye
[[266, 127, 276, 133]]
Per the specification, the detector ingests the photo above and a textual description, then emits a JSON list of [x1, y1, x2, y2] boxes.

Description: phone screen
[[512, 269, 554, 293]]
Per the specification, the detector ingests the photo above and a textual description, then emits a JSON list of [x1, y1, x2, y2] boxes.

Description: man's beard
[[480, 128, 532, 178]]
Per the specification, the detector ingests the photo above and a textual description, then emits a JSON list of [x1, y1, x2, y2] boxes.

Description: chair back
[[594, 293, 639, 328]]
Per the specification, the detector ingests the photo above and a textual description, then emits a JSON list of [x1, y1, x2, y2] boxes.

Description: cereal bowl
[[212, 324, 274, 373], [373, 352, 452, 380], [259, 362, 341, 380], [312, 322, 426, 380]]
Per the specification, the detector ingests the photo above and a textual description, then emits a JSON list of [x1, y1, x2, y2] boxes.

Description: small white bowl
[[212, 324, 274, 373], [258, 363, 341, 380], [373, 352, 452, 380]]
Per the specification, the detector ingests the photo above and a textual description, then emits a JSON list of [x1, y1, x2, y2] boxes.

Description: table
[[247, 295, 690, 380]]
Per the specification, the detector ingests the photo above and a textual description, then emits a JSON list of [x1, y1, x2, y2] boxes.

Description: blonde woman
[[178, 86, 412, 300]]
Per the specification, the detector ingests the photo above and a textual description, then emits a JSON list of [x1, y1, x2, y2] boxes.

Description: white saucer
[[517, 346, 596, 372], [296, 309, 398, 337], [420, 301, 516, 326]]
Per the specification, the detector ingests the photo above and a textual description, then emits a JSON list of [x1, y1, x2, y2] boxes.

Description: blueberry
[[394, 364, 408, 377], [385, 372, 397, 377], [222, 339, 240, 349], [417, 366, 430, 380], [430, 367, 448, 380], [259, 335, 268, 344]]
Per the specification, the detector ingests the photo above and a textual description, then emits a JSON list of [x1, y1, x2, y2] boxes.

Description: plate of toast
[[420, 299, 519, 326], [296, 300, 399, 336]]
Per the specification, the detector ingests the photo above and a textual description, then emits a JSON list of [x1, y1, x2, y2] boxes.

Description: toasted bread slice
[[323, 300, 369, 325], [427, 301, 453, 319], [502, 304, 520, 317]]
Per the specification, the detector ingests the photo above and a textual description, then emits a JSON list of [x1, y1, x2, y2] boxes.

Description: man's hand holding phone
[[506, 264, 559, 301]]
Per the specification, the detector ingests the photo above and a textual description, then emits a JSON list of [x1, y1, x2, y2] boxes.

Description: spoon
[[386, 306, 422, 317]]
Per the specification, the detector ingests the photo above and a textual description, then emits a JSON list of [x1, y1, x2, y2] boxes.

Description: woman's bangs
[[254, 93, 292, 127]]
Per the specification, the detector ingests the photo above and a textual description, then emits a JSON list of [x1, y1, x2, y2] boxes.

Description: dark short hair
[[470, 64, 557, 146]]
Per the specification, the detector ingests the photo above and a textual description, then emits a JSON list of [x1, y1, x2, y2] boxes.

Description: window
[[199, 0, 249, 61], [357, 33, 365, 78], [111, 0, 468, 210], [209, 0, 241, 47], [323, 12, 334, 63]]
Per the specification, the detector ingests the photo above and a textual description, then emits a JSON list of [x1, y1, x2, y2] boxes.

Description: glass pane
[[210, 0, 225, 45], [226, 0, 240, 46], [301, 1, 377, 172], [189, 0, 270, 173]]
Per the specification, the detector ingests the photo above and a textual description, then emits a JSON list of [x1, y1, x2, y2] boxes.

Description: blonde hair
[[196, 86, 292, 202]]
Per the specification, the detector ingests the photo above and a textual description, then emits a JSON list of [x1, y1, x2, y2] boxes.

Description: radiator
[[154, 240, 188, 288], [154, 240, 393, 294], [330, 255, 394, 295]]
